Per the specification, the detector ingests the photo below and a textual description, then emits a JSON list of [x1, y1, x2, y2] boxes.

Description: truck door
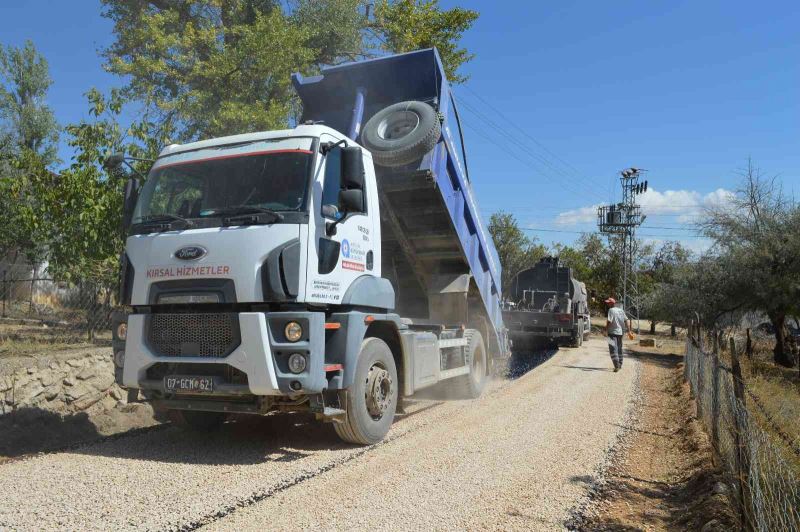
[[305, 135, 376, 305]]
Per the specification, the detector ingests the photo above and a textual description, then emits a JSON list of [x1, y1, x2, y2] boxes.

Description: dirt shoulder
[[572, 337, 739, 531]]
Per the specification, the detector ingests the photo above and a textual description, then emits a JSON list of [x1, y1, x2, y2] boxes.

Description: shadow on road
[[0, 407, 102, 459], [559, 364, 613, 373], [71, 412, 356, 466]]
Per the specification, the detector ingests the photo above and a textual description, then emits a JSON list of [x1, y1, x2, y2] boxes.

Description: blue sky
[[2, 0, 799, 251]]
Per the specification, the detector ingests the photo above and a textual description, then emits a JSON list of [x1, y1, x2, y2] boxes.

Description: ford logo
[[174, 246, 207, 261]]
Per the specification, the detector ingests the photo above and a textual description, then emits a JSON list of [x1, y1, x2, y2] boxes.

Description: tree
[[372, 0, 478, 83], [0, 40, 59, 166], [701, 159, 800, 367], [0, 40, 60, 265], [101, 0, 479, 142], [640, 241, 692, 332], [488, 212, 546, 297], [4, 89, 166, 286]]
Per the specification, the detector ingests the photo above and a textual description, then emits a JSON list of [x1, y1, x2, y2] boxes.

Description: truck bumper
[[121, 311, 326, 397]]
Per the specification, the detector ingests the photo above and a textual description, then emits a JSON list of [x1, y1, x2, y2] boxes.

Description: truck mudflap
[[121, 311, 328, 397]]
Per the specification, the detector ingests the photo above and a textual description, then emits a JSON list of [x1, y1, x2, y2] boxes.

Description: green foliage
[[0, 40, 59, 167], [102, 0, 315, 141], [488, 212, 547, 296], [372, 0, 478, 83], [699, 160, 800, 366], [1, 89, 165, 285], [0, 40, 60, 264], [101, 0, 478, 142]]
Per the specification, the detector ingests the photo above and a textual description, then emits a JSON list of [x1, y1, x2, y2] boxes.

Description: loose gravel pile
[[0, 337, 638, 531]]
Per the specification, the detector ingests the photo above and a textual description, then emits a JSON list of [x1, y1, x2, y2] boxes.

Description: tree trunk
[[768, 311, 794, 367], [670, 324, 676, 337], [649, 320, 657, 334]]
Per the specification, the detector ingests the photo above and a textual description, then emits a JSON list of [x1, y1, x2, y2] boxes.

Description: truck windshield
[[133, 145, 314, 225]]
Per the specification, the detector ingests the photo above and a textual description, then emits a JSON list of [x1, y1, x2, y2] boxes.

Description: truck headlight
[[288, 353, 307, 374], [284, 321, 303, 342], [116, 322, 128, 341]]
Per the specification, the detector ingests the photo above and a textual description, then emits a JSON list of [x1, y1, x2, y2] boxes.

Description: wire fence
[[0, 268, 114, 352], [685, 325, 800, 531]]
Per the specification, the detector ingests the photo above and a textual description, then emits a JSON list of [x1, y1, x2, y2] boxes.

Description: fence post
[[1, 270, 6, 318], [730, 337, 751, 529], [711, 331, 720, 457], [746, 328, 753, 358], [697, 324, 706, 420]]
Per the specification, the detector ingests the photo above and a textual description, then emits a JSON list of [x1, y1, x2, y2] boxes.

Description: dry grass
[[0, 322, 110, 358], [739, 338, 800, 467]]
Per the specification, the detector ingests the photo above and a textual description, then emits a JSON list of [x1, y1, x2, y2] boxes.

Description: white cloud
[[554, 204, 600, 225], [554, 187, 735, 226]]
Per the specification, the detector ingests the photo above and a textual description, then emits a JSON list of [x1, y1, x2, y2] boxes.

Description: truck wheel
[[168, 409, 226, 431], [361, 100, 441, 167], [335, 337, 398, 445], [571, 319, 583, 347], [444, 330, 487, 399]]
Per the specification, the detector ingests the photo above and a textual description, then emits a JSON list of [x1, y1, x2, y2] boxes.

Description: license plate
[[164, 376, 214, 393]]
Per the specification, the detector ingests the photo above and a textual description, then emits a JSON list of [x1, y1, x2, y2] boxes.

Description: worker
[[605, 297, 631, 372]]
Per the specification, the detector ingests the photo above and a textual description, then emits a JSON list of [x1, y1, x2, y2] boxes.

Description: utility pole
[[597, 168, 648, 333]]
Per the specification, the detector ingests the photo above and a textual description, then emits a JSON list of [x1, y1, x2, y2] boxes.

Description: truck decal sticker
[[342, 260, 365, 272], [146, 265, 231, 279], [341, 239, 351, 258], [310, 279, 341, 300]]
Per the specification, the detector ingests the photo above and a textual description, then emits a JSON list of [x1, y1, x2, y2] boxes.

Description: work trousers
[[608, 334, 624, 368]]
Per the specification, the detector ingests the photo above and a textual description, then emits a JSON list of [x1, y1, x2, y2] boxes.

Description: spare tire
[[361, 100, 441, 167]]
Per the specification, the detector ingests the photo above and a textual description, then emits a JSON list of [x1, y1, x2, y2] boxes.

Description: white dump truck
[[110, 49, 508, 444]]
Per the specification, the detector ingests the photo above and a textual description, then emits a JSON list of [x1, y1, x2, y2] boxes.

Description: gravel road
[[0, 337, 638, 531]]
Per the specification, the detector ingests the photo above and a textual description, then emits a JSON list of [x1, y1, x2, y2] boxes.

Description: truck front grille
[[146, 313, 240, 357]]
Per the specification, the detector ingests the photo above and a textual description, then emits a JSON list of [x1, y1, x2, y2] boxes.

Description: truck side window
[[321, 147, 342, 220]]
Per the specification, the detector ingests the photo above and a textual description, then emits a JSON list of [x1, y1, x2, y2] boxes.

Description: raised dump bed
[[293, 49, 507, 357]]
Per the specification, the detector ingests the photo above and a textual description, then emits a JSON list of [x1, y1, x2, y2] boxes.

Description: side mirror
[[339, 189, 364, 213], [340, 146, 364, 190]]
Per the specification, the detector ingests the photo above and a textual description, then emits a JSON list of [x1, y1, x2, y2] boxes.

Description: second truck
[[109, 49, 508, 445], [502, 257, 590, 352]]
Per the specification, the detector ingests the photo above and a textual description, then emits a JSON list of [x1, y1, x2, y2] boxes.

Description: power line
[[460, 121, 599, 201], [521, 227, 707, 239], [456, 97, 609, 201], [457, 84, 608, 200]]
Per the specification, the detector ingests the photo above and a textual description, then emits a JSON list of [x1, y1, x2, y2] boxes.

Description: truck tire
[[168, 409, 226, 431], [335, 337, 398, 445], [443, 330, 487, 399], [569, 320, 580, 348], [361, 100, 441, 167]]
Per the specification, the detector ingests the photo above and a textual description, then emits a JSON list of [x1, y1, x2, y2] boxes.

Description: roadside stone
[[77, 367, 96, 381], [639, 338, 656, 347], [91, 372, 115, 392], [73, 390, 105, 410], [44, 384, 62, 401], [0, 376, 12, 392], [65, 383, 92, 402], [27, 367, 35, 375], [14, 374, 31, 388], [25, 383, 45, 400], [40, 370, 55, 387], [110, 387, 123, 400], [66, 358, 84, 368], [49, 361, 60, 370], [63, 376, 77, 386]]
